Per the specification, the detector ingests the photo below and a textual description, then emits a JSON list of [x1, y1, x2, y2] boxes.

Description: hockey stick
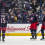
[[35, 26, 41, 36], [36, 30, 41, 36], [33, 26, 41, 36], [33, 30, 41, 36]]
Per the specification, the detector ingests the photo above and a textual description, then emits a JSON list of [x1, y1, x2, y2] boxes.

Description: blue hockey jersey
[[0, 14, 9, 28], [29, 14, 37, 23]]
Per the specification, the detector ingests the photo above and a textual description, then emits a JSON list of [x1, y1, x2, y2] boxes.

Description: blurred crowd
[[0, 0, 45, 23]]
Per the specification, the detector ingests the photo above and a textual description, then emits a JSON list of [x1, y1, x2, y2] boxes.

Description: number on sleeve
[[1, 17, 6, 23]]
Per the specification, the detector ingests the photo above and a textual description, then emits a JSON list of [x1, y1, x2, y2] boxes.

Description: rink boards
[[1, 24, 45, 36]]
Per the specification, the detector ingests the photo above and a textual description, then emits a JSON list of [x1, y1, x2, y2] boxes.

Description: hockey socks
[[40, 29, 44, 40], [2, 31, 5, 41]]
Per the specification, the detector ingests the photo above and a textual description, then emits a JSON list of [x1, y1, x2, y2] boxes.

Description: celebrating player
[[40, 9, 45, 40], [0, 9, 9, 41], [29, 9, 39, 39]]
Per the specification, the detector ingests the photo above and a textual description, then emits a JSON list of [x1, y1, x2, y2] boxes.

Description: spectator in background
[[5, 0, 12, 13], [13, 7, 18, 16], [41, 1, 45, 11], [36, 3, 40, 14], [30, 0, 38, 12], [16, 9, 21, 16], [11, 0, 18, 9], [28, 9, 34, 16], [17, 10, 22, 23], [0, 0, 3, 13], [14, 15, 17, 23], [17, 14, 22, 23], [8, 10, 14, 23], [8, 8, 12, 14], [23, 11, 28, 23], [24, 1, 31, 11]]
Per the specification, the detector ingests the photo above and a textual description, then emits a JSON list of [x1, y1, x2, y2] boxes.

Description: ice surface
[[0, 36, 45, 45]]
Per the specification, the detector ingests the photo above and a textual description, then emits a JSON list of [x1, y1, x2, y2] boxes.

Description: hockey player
[[29, 9, 39, 39], [40, 9, 45, 40], [0, 9, 9, 41]]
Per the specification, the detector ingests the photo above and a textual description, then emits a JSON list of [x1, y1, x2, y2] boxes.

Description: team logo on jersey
[[30, 17, 34, 20]]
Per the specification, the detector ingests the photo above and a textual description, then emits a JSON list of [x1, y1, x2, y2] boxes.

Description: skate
[[30, 36, 34, 39], [40, 38, 44, 40], [30, 37, 34, 39], [40, 36, 44, 40], [2, 37, 5, 42], [34, 37, 37, 39], [34, 35, 37, 39]]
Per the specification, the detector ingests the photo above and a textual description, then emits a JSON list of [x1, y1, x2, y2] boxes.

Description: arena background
[[0, 0, 45, 36]]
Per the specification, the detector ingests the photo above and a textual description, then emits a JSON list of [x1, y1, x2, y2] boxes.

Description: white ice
[[0, 36, 45, 45]]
